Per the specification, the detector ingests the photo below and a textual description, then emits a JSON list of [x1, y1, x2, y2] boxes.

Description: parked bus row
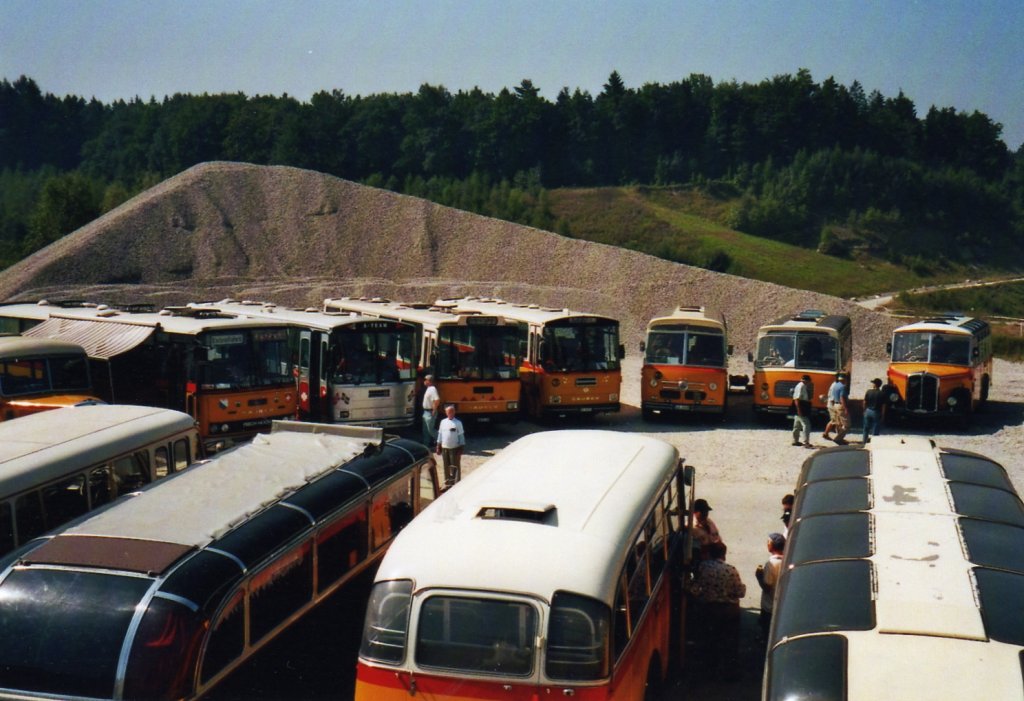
[[0, 300, 993, 435], [765, 436, 1024, 700]]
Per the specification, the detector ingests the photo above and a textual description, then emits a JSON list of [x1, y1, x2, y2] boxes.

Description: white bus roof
[[0, 335, 88, 359], [324, 297, 512, 330], [65, 422, 384, 547], [186, 300, 415, 332], [758, 309, 851, 334], [893, 314, 985, 335], [431, 297, 619, 326], [0, 405, 197, 498], [375, 430, 679, 605], [646, 305, 725, 331]]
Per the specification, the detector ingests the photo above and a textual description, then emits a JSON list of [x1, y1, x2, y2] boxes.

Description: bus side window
[[627, 533, 652, 622], [113, 454, 147, 493], [173, 438, 191, 472], [249, 539, 314, 643], [200, 589, 246, 685], [15, 492, 46, 543], [0, 502, 14, 553], [317, 509, 369, 592], [40, 474, 88, 529], [89, 466, 114, 508], [154, 447, 171, 479], [370, 478, 414, 550], [613, 574, 631, 658]]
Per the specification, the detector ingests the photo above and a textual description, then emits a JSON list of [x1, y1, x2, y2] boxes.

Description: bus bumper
[[542, 402, 620, 418], [643, 401, 724, 415]]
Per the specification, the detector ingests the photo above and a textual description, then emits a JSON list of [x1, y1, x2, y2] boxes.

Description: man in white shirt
[[421, 374, 440, 447], [791, 374, 812, 448], [436, 404, 466, 486]]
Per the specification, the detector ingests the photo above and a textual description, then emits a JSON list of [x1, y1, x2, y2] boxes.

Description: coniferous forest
[[2, 69, 1023, 273]]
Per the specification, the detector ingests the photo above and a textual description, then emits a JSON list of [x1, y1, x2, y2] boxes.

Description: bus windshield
[[0, 354, 90, 397], [197, 329, 292, 390], [436, 326, 521, 381], [645, 330, 724, 367], [755, 332, 837, 370], [330, 328, 417, 385], [542, 322, 621, 372], [892, 332, 971, 365]]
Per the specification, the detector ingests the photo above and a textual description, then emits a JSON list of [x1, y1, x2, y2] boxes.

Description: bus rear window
[[0, 569, 151, 699], [766, 634, 847, 701], [546, 591, 610, 681], [416, 596, 537, 676]]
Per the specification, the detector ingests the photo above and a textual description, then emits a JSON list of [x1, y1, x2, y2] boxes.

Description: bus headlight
[[551, 378, 561, 387], [550, 395, 561, 404], [507, 401, 519, 411], [947, 396, 958, 407], [889, 392, 900, 402], [654, 370, 663, 381], [609, 393, 618, 402], [649, 378, 658, 387], [708, 382, 718, 391], [760, 391, 769, 400]]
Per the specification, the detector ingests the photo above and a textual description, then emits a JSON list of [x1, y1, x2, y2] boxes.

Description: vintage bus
[[435, 297, 624, 420], [640, 306, 730, 419], [0, 421, 438, 701], [190, 300, 418, 427], [323, 297, 522, 422], [0, 335, 103, 420], [764, 436, 1024, 700], [750, 309, 853, 419], [885, 314, 993, 427], [0, 301, 297, 450], [0, 404, 199, 556], [356, 430, 694, 700]]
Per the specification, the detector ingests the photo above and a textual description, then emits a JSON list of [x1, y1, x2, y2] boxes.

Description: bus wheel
[[643, 657, 663, 701], [980, 376, 990, 407]]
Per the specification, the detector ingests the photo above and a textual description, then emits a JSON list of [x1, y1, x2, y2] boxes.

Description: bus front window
[[645, 332, 683, 365], [251, 329, 292, 386], [755, 334, 794, 368], [795, 334, 836, 370], [687, 332, 725, 367], [50, 355, 91, 392], [543, 324, 620, 372], [416, 596, 537, 675], [892, 332, 930, 362], [333, 330, 418, 385], [437, 327, 520, 381]]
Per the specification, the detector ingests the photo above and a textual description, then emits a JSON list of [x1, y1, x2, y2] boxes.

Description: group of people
[[421, 374, 466, 487], [791, 372, 888, 447], [684, 497, 788, 680]]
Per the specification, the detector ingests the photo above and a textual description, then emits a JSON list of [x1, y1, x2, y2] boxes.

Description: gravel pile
[[0, 161, 899, 359]]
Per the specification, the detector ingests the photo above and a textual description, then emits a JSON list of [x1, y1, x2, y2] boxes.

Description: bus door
[[317, 334, 329, 418], [297, 330, 313, 419]]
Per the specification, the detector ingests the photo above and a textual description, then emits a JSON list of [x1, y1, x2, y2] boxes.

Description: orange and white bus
[[750, 309, 853, 419], [323, 297, 522, 422], [0, 301, 296, 450], [190, 301, 419, 427], [885, 314, 993, 427], [0, 336, 103, 420], [640, 306, 730, 419], [356, 429, 694, 701], [0, 421, 437, 701], [437, 297, 624, 419]]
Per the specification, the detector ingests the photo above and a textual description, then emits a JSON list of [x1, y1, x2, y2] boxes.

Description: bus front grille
[[774, 380, 798, 399], [575, 377, 597, 386], [906, 373, 939, 411]]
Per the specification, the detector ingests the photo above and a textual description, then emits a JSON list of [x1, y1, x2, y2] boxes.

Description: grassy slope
[[547, 186, 977, 299]]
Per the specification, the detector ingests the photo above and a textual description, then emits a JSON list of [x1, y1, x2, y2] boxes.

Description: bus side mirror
[[972, 347, 979, 359], [682, 462, 695, 486], [886, 342, 892, 355], [747, 351, 753, 362], [727, 344, 734, 356], [639, 341, 646, 353], [618, 344, 625, 360]]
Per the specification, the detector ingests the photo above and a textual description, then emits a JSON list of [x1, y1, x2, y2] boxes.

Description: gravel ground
[[451, 356, 1024, 700]]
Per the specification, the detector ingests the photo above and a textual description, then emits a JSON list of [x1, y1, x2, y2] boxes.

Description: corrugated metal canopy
[[24, 316, 154, 359]]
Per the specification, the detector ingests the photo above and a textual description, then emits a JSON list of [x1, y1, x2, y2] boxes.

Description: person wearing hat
[[862, 377, 886, 443], [822, 372, 849, 444], [755, 532, 787, 639], [791, 374, 813, 448], [691, 498, 722, 559]]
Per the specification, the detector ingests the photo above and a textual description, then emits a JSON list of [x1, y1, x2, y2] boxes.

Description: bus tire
[[644, 657, 663, 701], [980, 376, 990, 408]]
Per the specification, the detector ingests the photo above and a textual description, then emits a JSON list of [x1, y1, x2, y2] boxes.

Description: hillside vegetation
[[3, 71, 1023, 290]]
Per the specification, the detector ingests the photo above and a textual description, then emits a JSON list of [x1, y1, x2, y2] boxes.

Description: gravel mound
[[0, 161, 899, 358]]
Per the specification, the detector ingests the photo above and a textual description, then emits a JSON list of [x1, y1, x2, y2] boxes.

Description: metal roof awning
[[24, 317, 155, 360]]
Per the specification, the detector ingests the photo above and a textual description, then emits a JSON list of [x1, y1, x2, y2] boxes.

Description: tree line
[[2, 70, 1023, 270]]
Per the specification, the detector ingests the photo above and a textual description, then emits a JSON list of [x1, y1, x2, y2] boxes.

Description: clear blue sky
[[3, 0, 1022, 150]]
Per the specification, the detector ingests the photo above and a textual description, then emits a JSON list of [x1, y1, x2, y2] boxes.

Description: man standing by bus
[[436, 404, 465, 487], [422, 375, 440, 447], [791, 374, 812, 448]]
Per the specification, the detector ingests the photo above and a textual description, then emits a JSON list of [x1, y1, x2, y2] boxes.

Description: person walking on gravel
[[791, 374, 813, 448], [822, 373, 849, 444]]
